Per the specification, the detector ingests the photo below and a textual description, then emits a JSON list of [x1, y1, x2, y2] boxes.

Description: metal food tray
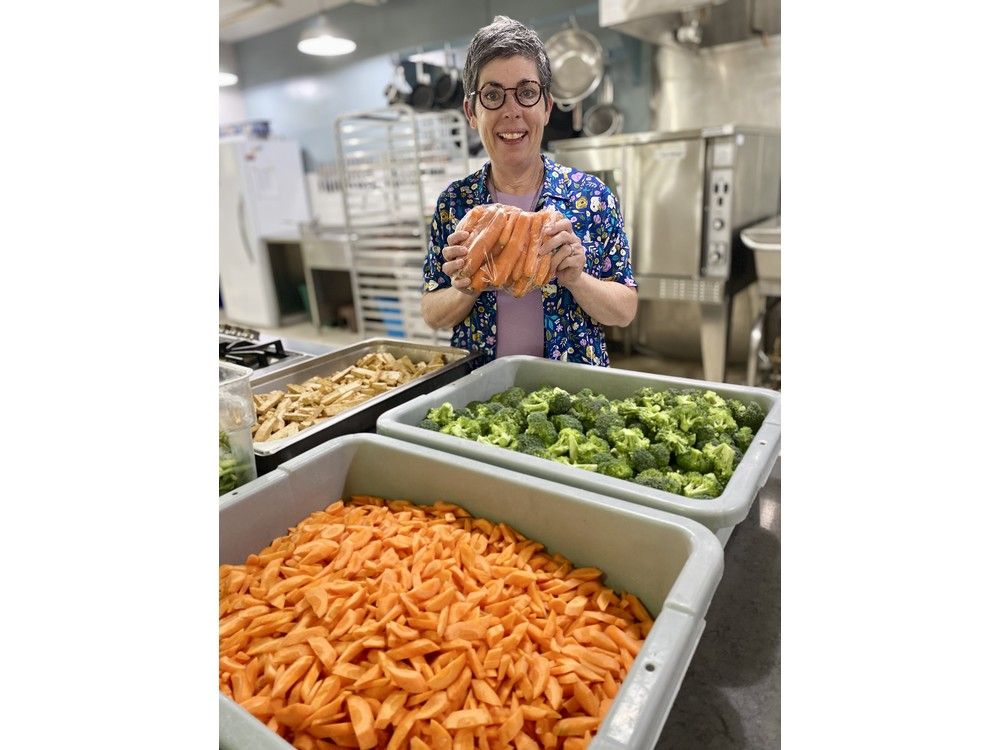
[[219, 433, 724, 750], [377, 356, 781, 541], [250, 338, 483, 474]]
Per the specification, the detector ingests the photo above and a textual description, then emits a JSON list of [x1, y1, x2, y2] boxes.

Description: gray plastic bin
[[219, 433, 724, 750], [376, 356, 781, 541]]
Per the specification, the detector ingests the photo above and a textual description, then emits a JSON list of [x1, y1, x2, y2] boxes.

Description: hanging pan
[[545, 18, 604, 132], [433, 44, 465, 110], [582, 73, 623, 138]]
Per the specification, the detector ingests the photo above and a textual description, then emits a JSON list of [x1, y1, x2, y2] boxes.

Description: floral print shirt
[[423, 155, 637, 366]]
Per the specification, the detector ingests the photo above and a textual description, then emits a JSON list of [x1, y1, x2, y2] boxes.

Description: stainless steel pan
[[545, 21, 604, 106]]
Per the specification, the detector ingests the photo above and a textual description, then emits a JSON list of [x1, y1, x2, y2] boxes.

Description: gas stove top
[[219, 325, 312, 378]]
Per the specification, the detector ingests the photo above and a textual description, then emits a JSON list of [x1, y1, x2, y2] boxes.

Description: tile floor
[[221, 314, 781, 749]]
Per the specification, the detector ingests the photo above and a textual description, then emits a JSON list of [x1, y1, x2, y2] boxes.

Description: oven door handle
[[237, 194, 256, 264]]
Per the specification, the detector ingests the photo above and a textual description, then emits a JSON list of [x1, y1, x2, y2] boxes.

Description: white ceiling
[[219, 0, 387, 44]]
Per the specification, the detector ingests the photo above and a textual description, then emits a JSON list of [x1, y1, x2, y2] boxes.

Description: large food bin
[[376, 356, 781, 542], [250, 338, 483, 474], [219, 433, 724, 750]]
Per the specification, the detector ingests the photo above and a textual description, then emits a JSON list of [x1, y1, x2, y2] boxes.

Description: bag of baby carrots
[[455, 204, 566, 297]]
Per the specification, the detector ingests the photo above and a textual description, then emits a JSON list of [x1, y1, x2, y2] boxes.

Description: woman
[[422, 16, 638, 366]]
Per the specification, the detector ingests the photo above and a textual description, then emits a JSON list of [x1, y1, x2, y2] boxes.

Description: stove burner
[[219, 323, 261, 341], [219, 338, 289, 370]]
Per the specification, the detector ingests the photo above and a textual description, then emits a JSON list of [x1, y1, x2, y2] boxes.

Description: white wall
[[219, 87, 247, 125]]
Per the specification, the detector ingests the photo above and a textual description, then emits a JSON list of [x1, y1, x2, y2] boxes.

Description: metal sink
[[741, 215, 780, 294]]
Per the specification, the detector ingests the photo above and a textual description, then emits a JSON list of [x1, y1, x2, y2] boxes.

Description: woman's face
[[464, 55, 553, 172]]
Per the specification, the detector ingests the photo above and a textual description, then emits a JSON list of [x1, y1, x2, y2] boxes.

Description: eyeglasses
[[471, 80, 544, 110]]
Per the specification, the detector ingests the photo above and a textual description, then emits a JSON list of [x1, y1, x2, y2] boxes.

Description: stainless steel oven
[[550, 125, 780, 382]]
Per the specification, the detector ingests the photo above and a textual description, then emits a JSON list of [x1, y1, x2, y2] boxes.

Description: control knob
[[712, 218, 725, 231]]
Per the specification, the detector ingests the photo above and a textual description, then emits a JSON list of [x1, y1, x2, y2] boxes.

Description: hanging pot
[[582, 73, 623, 138], [545, 17, 605, 111], [408, 57, 435, 110], [433, 44, 463, 109]]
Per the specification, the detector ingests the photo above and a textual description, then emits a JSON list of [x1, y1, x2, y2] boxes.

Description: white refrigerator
[[219, 138, 311, 328]]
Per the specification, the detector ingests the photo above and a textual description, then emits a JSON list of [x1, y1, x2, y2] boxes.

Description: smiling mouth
[[497, 131, 527, 143]]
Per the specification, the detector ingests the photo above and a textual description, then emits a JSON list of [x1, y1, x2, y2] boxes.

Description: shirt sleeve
[[594, 184, 637, 288], [423, 190, 458, 293]]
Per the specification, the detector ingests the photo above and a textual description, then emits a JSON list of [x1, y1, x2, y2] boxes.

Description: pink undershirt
[[492, 190, 544, 358]]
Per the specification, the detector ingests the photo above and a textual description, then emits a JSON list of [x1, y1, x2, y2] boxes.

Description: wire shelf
[[334, 105, 469, 342]]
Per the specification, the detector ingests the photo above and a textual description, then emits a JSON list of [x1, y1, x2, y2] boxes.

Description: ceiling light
[[219, 71, 239, 87], [297, 15, 356, 57]]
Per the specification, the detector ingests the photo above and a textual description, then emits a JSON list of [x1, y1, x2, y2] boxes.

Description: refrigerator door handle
[[237, 194, 255, 264]]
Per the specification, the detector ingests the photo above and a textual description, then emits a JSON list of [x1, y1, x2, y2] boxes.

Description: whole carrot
[[491, 212, 532, 288], [512, 211, 546, 284], [496, 206, 519, 249], [458, 207, 504, 279], [455, 205, 488, 234]]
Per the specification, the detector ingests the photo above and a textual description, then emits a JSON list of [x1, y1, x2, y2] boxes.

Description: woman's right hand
[[442, 229, 477, 295]]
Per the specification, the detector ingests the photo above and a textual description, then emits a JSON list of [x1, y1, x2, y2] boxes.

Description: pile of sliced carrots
[[455, 205, 566, 296], [219, 496, 652, 750]]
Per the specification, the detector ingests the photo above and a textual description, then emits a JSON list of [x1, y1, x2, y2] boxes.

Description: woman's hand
[[442, 229, 479, 295], [541, 216, 586, 288]]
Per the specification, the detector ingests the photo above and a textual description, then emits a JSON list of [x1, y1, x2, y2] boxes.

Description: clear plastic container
[[219, 362, 257, 495]]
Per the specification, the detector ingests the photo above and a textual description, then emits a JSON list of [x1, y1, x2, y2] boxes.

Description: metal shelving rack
[[334, 105, 470, 342]]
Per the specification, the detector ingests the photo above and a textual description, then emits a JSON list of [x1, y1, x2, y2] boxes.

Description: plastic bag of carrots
[[454, 204, 565, 297]]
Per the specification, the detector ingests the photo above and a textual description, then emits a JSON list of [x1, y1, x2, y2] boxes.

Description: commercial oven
[[550, 125, 780, 382]]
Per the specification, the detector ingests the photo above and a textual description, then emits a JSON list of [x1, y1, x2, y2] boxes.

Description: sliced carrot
[[346, 694, 378, 750], [442, 708, 491, 730]]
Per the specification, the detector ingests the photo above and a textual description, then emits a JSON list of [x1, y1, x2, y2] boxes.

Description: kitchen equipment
[[583, 73, 624, 138], [249, 338, 482, 474], [740, 214, 780, 387], [598, 0, 778, 48], [407, 57, 435, 110], [219, 432, 724, 750], [550, 125, 780, 382], [546, 19, 605, 106], [220, 138, 313, 328], [218, 362, 257, 495], [219, 324, 313, 379], [383, 60, 410, 106], [335, 105, 470, 341], [377, 355, 780, 544], [432, 44, 464, 109]]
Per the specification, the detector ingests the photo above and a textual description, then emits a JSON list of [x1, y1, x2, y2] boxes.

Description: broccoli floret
[[672, 400, 706, 434], [465, 400, 484, 413], [634, 468, 685, 494], [524, 416, 558, 446], [526, 411, 550, 426], [701, 440, 740, 480], [727, 398, 766, 432], [455, 406, 474, 419], [592, 411, 626, 441], [426, 403, 456, 427], [576, 434, 611, 464], [569, 390, 611, 430], [519, 391, 551, 415], [701, 390, 728, 408], [592, 450, 616, 466], [596, 457, 633, 480], [682, 472, 724, 499], [491, 386, 526, 409], [548, 428, 587, 463], [613, 398, 643, 420], [675, 446, 714, 474], [628, 447, 658, 474], [607, 426, 651, 456], [439, 415, 481, 440], [552, 413, 584, 433], [632, 386, 671, 410], [648, 442, 672, 470], [477, 420, 520, 448], [514, 432, 547, 456], [546, 387, 574, 415], [418, 418, 440, 431], [655, 427, 696, 455], [733, 426, 754, 452]]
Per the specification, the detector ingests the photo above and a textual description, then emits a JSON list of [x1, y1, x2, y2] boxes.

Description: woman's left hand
[[541, 216, 586, 287]]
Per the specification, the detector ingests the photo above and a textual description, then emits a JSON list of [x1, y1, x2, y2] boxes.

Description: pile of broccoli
[[418, 384, 766, 499]]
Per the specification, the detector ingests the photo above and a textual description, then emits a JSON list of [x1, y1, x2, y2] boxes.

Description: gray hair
[[463, 15, 552, 111]]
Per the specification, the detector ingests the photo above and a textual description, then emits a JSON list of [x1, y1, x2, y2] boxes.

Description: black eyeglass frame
[[468, 80, 546, 111]]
